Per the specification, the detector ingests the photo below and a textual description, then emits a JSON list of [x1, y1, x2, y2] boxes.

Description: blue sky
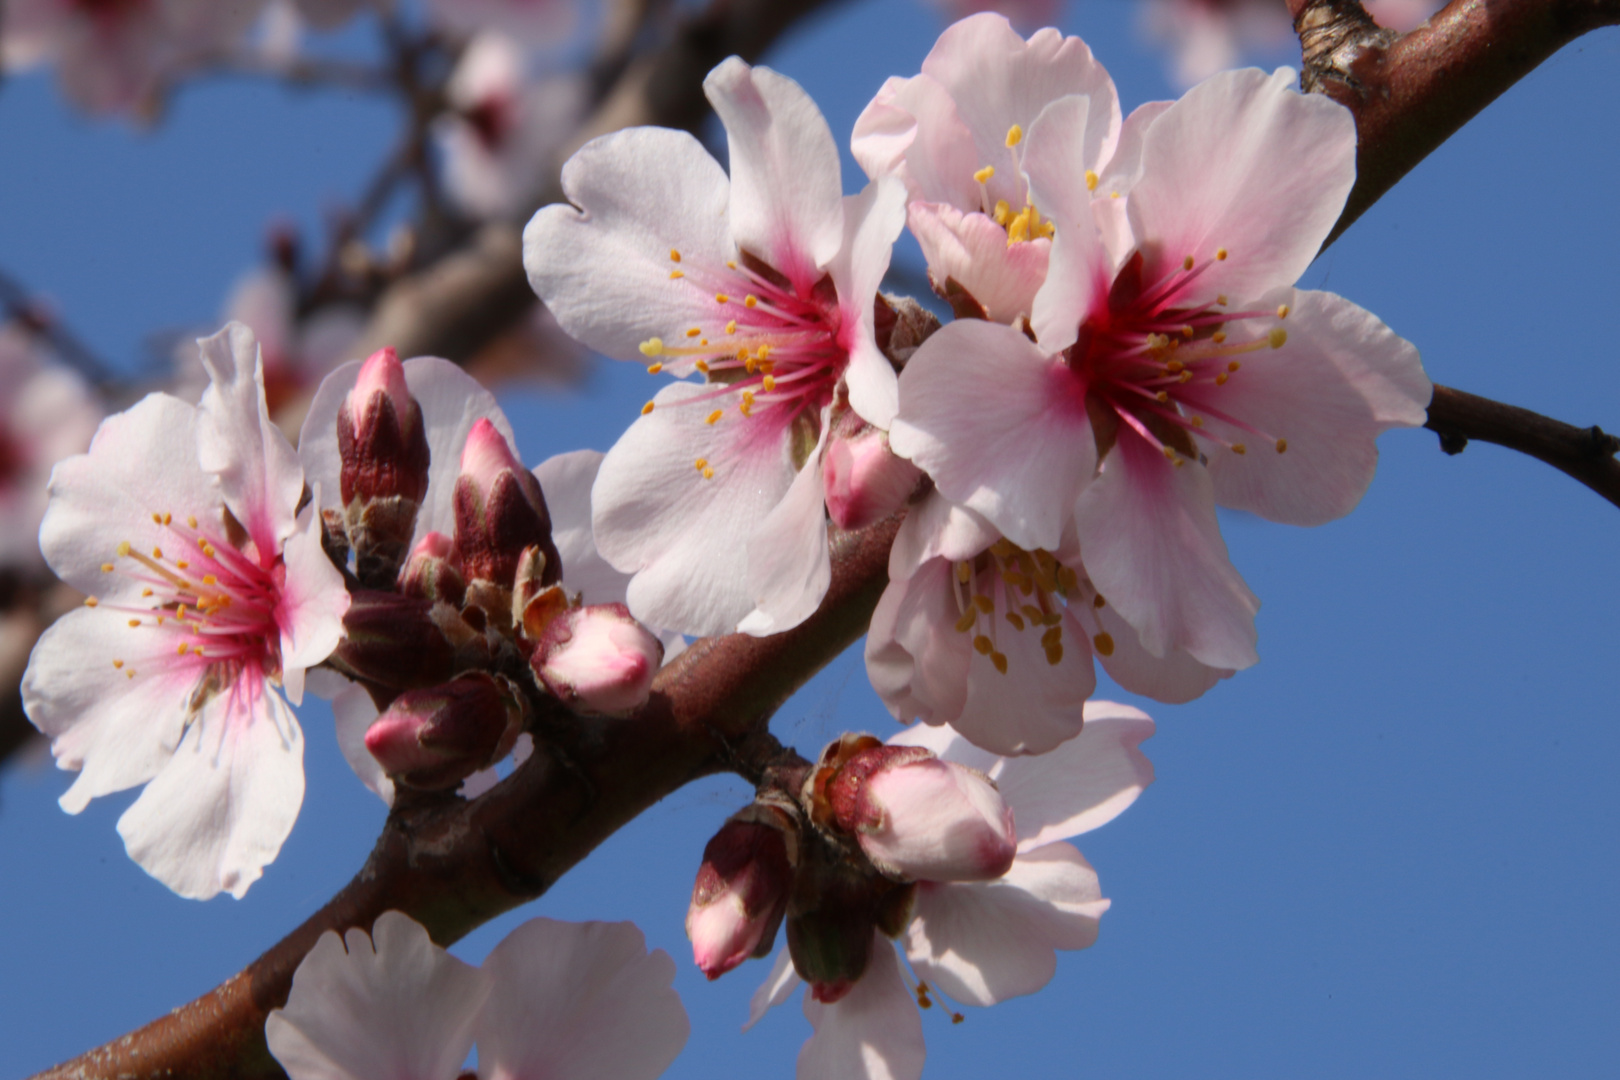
[[1, 2, 1617, 1077]]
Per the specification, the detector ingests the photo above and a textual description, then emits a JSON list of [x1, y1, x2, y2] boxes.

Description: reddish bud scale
[[398, 531, 466, 607], [334, 590, 457, 691], [687, 814, 796, 980], [825, 745, 933, 834], [363, 672, 525, 791], [452, 468, 561, 590]]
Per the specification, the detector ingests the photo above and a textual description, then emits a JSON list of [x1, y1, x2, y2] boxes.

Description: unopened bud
[[398, 531, 466, 606], [826, 742, 1016, 883], [532, 603, 662, 716], [822, 426, 923, 531], [333, 590, 457, 691], [687, 804, 798, 980], [453, 419, 560, 589], [338, 348, 431, 585], [363, 672, 526, 791]]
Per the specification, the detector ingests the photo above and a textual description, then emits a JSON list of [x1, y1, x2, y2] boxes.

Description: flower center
[[972, 124, 1059, 247], [90, 510, 282, 692], [638, 249, 846, 480], [1064, 249, 1290, 466], [948, 539, 1116, 672]]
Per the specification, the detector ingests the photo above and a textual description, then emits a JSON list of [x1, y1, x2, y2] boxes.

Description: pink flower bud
[[363, 672, 525, 791], [337, 347, 429, 507], [533, 603, 662, 716], [335, 590, 458, 691], [829, 745, 1016, 883], [453, 419, 559, 588], [398, 531, 465, 606], [686, 807, 797, 980], [822, 427, 922, 531]]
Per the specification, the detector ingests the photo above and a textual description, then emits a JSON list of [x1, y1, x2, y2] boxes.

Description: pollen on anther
[[693, 458, 709, 472], [1005, 123, 1023, 147], [117, 541, 131, 557], [1268, 328, 1288, 349], [1182, 255, 1194, 271], [647, 362, 664, 374], [1275, 438, 1289, 454], [1216, 248, 1229, 261], [1191, 416, 1204, 428], [1276, 303, 1290, 319], [1215, 372, 1229, 386], [175, 560, 188, 570], [112, 659, 124, 669], [685, 327, 702, 338], [1093, 632, 1115, 657], [762, 376, 777, 392], [101, 562, 114, 573], [725, 320, 737, 335], [669, 249, 682, 263], [1216, 295, 1229, 307], [1228, 361, 1241, 372], [128, 619, 141, 628], [85, 597, 98, 607], [973, 165, 995, 184], [955, 561, 972, 585], [695, 359, 711, 374], [1212, 330, 1227, 344], [639, 338, 665, 357], [641, 401, 655, 415], [669, 270, 684, 279], [744, 295, 758, 308], [972, 635, 993, 656], [1155, 391, 1169, 403], [954, 611, 977, 634], [990, 651, 1008, 674], [972, 595, 994, 614], [1007, 612, 1026, 631], [705, 410, 723, 425], [716, 293, 730, 304], [151, 512, 163, 524], [1085, 170, 1098, 192], [141, 588, 153, 597], [1232, 443, 1247, 455]]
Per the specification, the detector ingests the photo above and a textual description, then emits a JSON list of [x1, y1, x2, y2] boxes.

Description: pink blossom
[[424, 0, 578, 47], [266, 910, 689, 1080], [21, 322, 348, 898], [532, 602, 663, 716], [853, 13, 1120, 326], [0, 326, 103, 569], [687, 808, 797, 980], [1139, 0, 1293, 88], [821, 424, 922, 532], [749, 704, 1154, 1079], [889, 63, 1431, 671], [866, 490, 1227, 755], [524, 57, 906, 637]]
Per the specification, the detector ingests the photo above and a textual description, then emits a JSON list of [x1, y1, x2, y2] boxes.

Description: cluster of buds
[[686, 733, 1016, 1001], [337, 348, 431, 586], [363, 672, 528, 791]]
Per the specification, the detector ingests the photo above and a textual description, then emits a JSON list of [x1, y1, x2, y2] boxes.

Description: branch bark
[[1425, 384, 1620, 508]]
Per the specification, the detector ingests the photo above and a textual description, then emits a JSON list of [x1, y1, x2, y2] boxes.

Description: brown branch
[[1289, 0, 1620, 247], [1425, 384, 1620, 508], [33, 512, 899, 1080]]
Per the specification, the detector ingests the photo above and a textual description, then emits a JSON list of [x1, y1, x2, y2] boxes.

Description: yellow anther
[[762, 375, 777, 392], [1005, 123, 1023, 147], [1007, 209, 1031, 245], [1166, 360, 1184, 374], [705, 410, 723, 425], [101, 563, 114, 573], [125, 670, 135, 679], [974, 165, 996, 184], [669, 270, 684, 279], [715, 293, 730, 304], [1179, 370, 1193, 384], [1162, 446, 1177, 462], [176, 643, 188, 656], [162, 512, 171, 525], [1110, 190, 1119, 199], [1022, 604, 1044, 624], [1276, 303, 1290, 319], [726, 320, 737, 335], [1215, 372, 1229, 386], [955, 561, 972, 585], [973, 634, 994, 656], [1006, 612, 1026, 631], [640, 338, 665, 356], [1039, 220, 1056, 239], [702, 466, 715, 479], [1216, 248, 1229, 261], [1232, 443, 1247, 455], [993, 199, 1011, 225], [685, 327, 702, 338], [1044, 644, 1063, 666], [1155, 391, 1169, 403], [954, 610, 977, 634], [990, 538, 1015, 559], [647, 362, 664, 374], [202, 544, 216, 558], [1228, 361, 1241, 372], [117, 541, 131, 557], [642, 401, 655, 415], [128, 618, 141, 628], [85, 597, 98, 607], [699, 339, 709, 346], [1216, 295, 1229, 306], [175, 560, 188, 570], [695, 359, 711, 374], [1181, 325, 1194, 338], [202, 574, 217, 586], [1041, 627, 1062, 647], [1191, 416, 1204, 428], [1182, 255, 1194, 271], [694, 457, 708, 471], [1093, 632, 1115, 657], [1057, 566, 1080, 595], [141, 587, 153, 597], [112, 659, 124, 669], [1093, 594, 1106, 609], [1085, 170, 1099, 192], [669, 249, 682, 263], [1275, 438, 1289, 454], [972, 594, 995, 614], [726, 260, 737, 269], [1212, 330, 1227, 344], [740, 391, 755, 416], [744, 295, 758, 308], [187, 516, 198, 528], [151, 512, 163, 524], [990, 651, 1008, 674], [1269, 328, 1288, 349], [757, 344, 772, 360]]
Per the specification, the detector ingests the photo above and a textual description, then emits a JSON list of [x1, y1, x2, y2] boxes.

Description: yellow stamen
[[972, 634, 993, 656], [1182, 255, 1194, 271], [647, 362, 664, 374], [762, 376, 777, 392], [972, 594, 994, 614], [954, 611, 977, 634], [101, 563, 114, 573], [1093, 632, 1115, 657], [640, 338, 665, 356], [955, 561, 972, 584], [1216, 248, 1228, 261], [85, 597, 98, 607], [744, 295, 758, 308], [716, 293, 730, 304], [1276, 303, 1290, 319], [1005, 123, 1023, 147], [694, 458, 708, 473], [705, 410, 723, 425], [1006, 612, 1026, 631], [1232, 443, 1247, 455], [1085, 170, 1098, 192], [187, 516, 198, 528], [685, 327, 701, 338], [990, 651, 1008, 674], [1212, 330, 1227, 344], [695, 359, 711, 374], [725, 320, 737, 335], [669, 249, 682, 263], [993, 199, 1011, 226], [1269, 328, 1287, 349], [973, 165, 995, 184], [1215, 372, 1229, 386], [112, 659, 124, 669], [642, 401, 655, 415], [128, 619, 140, 628], [669, 270, 684, 279], [1275, 438, 1289, 454]]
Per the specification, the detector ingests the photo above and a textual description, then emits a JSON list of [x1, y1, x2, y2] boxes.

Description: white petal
[[832, 177, 907, 430], [799, 938, 925, 1080], [907, 202, 1050, 327], [1074, 432, 1259, 670], [865, 558, 970, 729], [266, 912, 488, 1080], [946, 602, 1093, 757], [592, 382, 799, 637], [1089, 597, 1232, 704], [196, 322, 305, 557], [746, 948, 802, 1031], [476, 919, 689, 1080], [332, 684, 392, 806], [904, 843, 1107, 1007], [891, 320, 1093, 552], [116, 682, 304, 899], [1024, 94, 1114, 353], [706, 58, 844, 286], [276, 491, 349, 706], [1195, 288, 1432, 526], [737, 419, 831, 637], [992, 700, 1156, 847], [534, 449, 629, 604], [524, 126, 735, 363], [886, 490, 998, 582]]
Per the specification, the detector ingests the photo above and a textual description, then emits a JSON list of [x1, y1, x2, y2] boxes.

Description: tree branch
[[1425, 384, 1620, 508]]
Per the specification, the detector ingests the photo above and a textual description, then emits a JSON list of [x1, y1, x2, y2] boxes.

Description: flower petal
[[904, 843, 1107, 1007], [332, 683, 392, 806], [891, 320, 1093, 552], [737, 419, 831, 637], [1192, 288, 1431, 526], [1023, 93, 1114, 353], [907, 202, 1050, 327], [533, 449, 627, 604], [705, 58, 844, 287], [265, 911, 488, 1080], [476, 919, 689, 1080], [885, 489, 999, 582], [746, 947, 802, 1031], [866, 558, 972, 730], [831, 177, 907, 430], [1090, 597, 1232, 704], [1074, 431, 1259, 670], [276, 492, 349, 707], [800, 937, 925, 1080], [116, 682, 304, 899]]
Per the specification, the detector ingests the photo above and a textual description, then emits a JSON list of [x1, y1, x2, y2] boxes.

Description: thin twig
[[1425, 384, 1620, 508]]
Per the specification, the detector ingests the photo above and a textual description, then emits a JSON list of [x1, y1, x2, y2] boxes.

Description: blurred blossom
[[0, 326, 104, 570], [425, 0, 579, 47], [267, 911, 689, 1080], [21, 323, 348, 899], [434, 32, 586, 221], [749, 704, 1154, 1080], [1, 0, 269, 115]]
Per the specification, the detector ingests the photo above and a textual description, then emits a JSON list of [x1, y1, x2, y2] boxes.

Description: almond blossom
[[867, 489, 1226, 755], [888, 61, 1432, 672], [266, 911, 689, 1080], [852, 12, 1120, 326], [21, 322, 348, 899], [748, 703, 1154, 1080], [424, 0, 578, 46], [524, 57, 906, 637]]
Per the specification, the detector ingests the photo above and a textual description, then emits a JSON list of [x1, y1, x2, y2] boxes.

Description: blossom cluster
[[17, 10, 1431, 1080]]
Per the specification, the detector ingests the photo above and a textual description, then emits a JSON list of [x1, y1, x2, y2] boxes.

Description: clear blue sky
[[2, 2, 1617, 1077]]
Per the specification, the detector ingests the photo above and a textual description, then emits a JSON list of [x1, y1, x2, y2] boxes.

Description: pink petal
[[705, 58, 844, 289], [992, 700, 1156, 847], [476, 919, 689, 1080], [746, 947, 802, 1031], [534, 449, 629, 604], [1023, 94, 1115, 352], [522, 126, 736, 362], [737, 419, 831, 637], [1191, 288, 1431, 526], [947, 600, 1093, 756], [276, 495, 349, 707], [885, 490, 999, 583], [1074, 431, 1259, 670], [907, 202, 1050, 326], [891, 320, 1093, 553], [332, 683, 393, 806], [904, 843, 1107, 1007], [866, 558, 972, 729], [1125, 67, 1357, 304], [852, 72, 981, 210], [831, 176, 908, 430], [800, 937, 925, 1080], [266, 911, 488, 1080], [1089, 596, 1232, 704]]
